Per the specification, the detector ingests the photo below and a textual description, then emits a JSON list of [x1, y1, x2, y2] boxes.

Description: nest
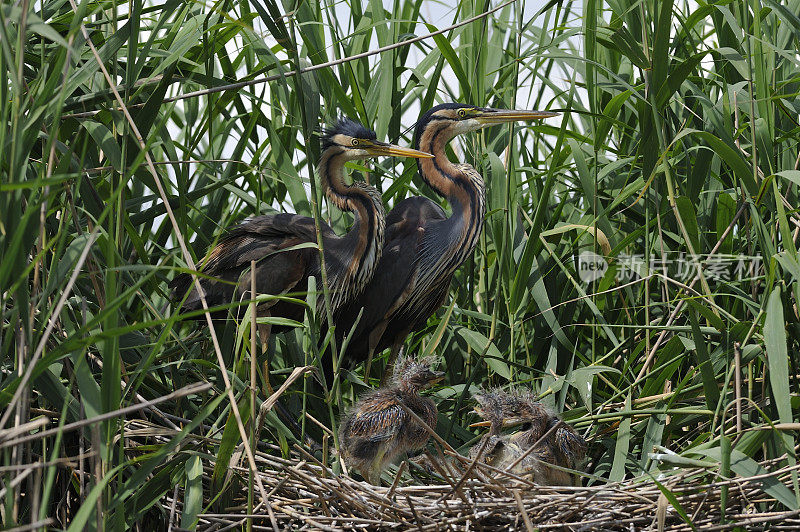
[[140, 418, 799, 531]]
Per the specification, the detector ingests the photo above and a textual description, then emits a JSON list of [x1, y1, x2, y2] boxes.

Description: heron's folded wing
[[171, 214, 334, 311]]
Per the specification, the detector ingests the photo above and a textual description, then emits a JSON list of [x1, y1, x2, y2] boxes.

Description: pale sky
[[163, 0, 585, 225]]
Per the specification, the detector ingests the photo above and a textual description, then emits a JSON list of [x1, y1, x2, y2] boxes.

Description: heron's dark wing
[[203, 214, 321, 271], [383, 195, 447, 228], [332, 196, 446, 362], [171, 213, 332, 315]]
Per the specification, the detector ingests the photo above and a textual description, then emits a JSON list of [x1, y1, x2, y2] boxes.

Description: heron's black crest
[[412, 102, 479, 148], [321, 117, 377, 151]]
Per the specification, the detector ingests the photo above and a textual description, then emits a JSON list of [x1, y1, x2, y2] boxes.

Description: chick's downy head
[[393, 356, 444, 391]]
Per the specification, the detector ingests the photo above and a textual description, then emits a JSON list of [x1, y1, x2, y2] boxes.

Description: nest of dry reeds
[[136, 418, 799, 531]]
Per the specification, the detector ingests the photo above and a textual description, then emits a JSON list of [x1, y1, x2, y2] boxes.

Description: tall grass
[[2, 0, 800, 527]]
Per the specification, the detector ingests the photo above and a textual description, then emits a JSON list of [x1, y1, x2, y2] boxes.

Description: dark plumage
[[170, 119, 432, 347], [331, 104, 558, 377], [339, 356, 443, 484]]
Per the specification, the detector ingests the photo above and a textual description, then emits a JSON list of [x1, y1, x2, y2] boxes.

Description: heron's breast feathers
[[324, 192, 386, 312], [392, 163, 486, 323]]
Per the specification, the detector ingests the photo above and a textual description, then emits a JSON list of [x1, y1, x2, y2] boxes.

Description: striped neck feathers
[[414, 129, 487, 287], [416, 121, 485, 213], [317, 149, 386, 309]]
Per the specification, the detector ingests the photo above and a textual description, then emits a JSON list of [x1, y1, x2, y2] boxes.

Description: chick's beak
[[475, 108, 559, 126], [469, 419, 493, 428], [365, 140, 433, 159], [430, 370, 445, 383], [500, 416, 529, 428]]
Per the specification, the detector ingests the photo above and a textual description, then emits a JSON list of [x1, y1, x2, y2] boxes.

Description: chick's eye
[[351, 139, 360, 146], [457, 109, 467, 118]]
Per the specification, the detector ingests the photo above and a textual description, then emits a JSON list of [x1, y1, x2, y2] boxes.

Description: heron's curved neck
[[317, 148, 385, 307], [319, 149, 359, 212], [396, 382, 419, 394], [416, 126, 485, 216], [414, 125, 486, 281]]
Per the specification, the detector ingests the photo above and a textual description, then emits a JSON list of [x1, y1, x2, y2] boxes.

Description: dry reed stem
[[101, 418, 800, 530], [145, 429, 796, 531]]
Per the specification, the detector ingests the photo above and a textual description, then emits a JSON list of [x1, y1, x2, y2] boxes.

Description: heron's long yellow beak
[[365, 141, 433, 158], [475, 108, 559, 125]]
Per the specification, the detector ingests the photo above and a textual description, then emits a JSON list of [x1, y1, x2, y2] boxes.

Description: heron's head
[[321, 118, 433, 161], [470, 389, 506, 430], [393, 355, 444, 391], [413, 103, 558, 148], [503, 390, 551, 430], [470, 389, 549, 430]]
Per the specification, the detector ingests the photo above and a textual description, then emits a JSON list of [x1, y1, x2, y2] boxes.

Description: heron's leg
[[367, 446, 388, 485], [258, 313, 274, 394], [363, 320, 389, 381], [258, 322, 271, 353], [378, 339, 406, 387]]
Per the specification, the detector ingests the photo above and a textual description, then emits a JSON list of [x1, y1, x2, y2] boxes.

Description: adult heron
[[171, 118, 433, 346], [332, 103, 557, 374]]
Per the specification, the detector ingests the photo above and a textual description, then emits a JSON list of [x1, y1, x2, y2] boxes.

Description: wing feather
[[171, 213, 333, 315]]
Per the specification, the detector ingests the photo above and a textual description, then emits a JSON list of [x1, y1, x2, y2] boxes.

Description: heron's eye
[[457, 108, 467, 119], [351, 139, 360, 146]]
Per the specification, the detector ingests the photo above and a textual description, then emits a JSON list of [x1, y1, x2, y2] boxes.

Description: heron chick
[[470, 389, 587, 486], [468, 389, 518, 469], [505, 391, 586, 486], [339, 356, 443, 484]]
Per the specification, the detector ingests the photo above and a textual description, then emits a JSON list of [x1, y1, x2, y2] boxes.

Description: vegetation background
[[2, 0, 800, 528]]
